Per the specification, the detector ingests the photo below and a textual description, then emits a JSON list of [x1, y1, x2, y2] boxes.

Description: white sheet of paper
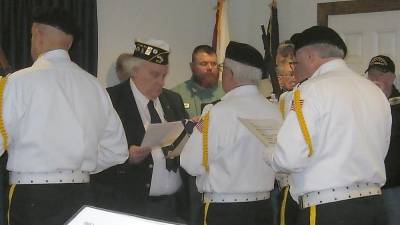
[[239, 117, 282, 148], [141, 121, 184, 148], [66, 206, 181, 225]]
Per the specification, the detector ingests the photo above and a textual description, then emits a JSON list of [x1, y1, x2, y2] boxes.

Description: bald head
[[30, 23, 74, 61]]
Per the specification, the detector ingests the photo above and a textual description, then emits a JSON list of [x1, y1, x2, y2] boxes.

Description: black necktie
[[148, 100, 162, 124], [148, 100, 179, 172]]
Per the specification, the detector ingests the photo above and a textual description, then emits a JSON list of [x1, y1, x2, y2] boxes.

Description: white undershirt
[[130, 80, 181, 195]]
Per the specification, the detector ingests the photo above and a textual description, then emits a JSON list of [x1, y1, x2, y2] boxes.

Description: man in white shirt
[[181, 41, 281, 225], [92, 39, 188, 222], [3, 7, 128, 225], [275, 40, 299, 225], [265, 26, 391, 225]]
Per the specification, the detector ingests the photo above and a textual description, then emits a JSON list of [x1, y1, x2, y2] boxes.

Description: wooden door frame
[[318, 0, 400, 26]]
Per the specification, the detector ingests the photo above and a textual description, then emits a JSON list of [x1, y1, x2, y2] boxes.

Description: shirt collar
[[190, 77, 220, 93], [310, 58, 347, 80], [129, 79, 161, 106], [35, 49, 71, 64], [221, 84, 258, 101]]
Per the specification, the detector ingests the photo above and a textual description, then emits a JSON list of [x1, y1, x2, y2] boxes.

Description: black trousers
[[8, 183, 91, 225], [296, 195, 386, 225], [0, 154, 7, 225], [145, 195, 178, 222], [203, 199, 273, 225], [179, 172, 202, 225], [278, 186, 299, 225], [91, 181, 180, 223]]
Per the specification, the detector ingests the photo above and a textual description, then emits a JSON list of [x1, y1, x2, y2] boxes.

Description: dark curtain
[[0, 0, 98, 76]]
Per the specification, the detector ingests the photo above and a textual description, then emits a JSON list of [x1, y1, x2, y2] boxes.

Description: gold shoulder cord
[[309, 205, 317, 225], [202, 112, 210, 172], [293, 89, 313, 157], [279, 97, 286, 119], [0, 76, 8, 151]]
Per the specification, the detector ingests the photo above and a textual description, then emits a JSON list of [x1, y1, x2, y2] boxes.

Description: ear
[[131, 65, 139, 79], [66, 36, 74, 49], [387, 73, 396, 84], [190, 62, 195, 72]]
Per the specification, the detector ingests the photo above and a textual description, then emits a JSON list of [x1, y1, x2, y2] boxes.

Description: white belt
[[10, 171, 90, 184], [298, 183, 381, 209], [276, 173, 290, 189], [203, 192, 270, 203]]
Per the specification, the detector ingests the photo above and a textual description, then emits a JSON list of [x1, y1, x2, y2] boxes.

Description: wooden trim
[[318, 0, 400, 26]]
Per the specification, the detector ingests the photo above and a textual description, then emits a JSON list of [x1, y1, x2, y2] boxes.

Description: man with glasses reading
[[181, 41, 280, 225], [265, 26, 391, 225]]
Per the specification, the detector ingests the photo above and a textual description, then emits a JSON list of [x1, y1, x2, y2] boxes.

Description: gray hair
[[116, 56, 147, 79], [277, 41, 295, 58], [224, 58, 262, 85], [309, 43, 345, 59]]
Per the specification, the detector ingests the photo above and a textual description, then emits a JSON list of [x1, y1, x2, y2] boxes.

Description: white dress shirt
[[181, 85, 281, 194], [268, 59, 391, 199], [3, 49, 128, 174], [130, 80, 182, 196]]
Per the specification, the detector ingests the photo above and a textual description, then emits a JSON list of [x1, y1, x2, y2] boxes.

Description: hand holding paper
[[140, 121, 184, 148], [239, 117, 282, 153], [239, 117, 282, 165], [129, 145, 151, 163]]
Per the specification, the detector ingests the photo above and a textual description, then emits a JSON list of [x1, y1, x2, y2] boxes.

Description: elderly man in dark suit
[[92, 39, 188, 223]]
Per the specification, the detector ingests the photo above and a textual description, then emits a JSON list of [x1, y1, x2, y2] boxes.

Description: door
[[329, 10, 400, 88]]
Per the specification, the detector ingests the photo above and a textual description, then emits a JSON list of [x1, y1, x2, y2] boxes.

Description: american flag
[[196, 118, 204, 133], [291, 99, 304, 111]]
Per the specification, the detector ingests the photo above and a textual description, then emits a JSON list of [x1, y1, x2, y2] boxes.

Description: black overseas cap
[[32, 6, 79, 37], [365, 55, 395, 74], [290, 26, 347, 58], [225, 41, 264, 70], [133, 39, 170, 65]]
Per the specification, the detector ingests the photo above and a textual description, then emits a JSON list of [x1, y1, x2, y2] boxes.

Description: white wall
[[97, 0, 348, 88], [97, 0, 216, 88], [97, 0, 274, 88], [277, 0, 351, 41]]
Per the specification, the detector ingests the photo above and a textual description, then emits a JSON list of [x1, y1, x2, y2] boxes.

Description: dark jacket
[[92, 80, 188, 213], [385, 86, 400, 188]]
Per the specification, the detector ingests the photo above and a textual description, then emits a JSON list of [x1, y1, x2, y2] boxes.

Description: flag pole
[[261, 0, 281, 99]]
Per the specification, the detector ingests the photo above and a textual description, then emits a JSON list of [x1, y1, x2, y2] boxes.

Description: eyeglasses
[[289, 61, 298, 70]]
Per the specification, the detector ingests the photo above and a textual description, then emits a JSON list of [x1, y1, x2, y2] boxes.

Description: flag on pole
[[262, 0, 281, 98], [212, 0, 230, 66]]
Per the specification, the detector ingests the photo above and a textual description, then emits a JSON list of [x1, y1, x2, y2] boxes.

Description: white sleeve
[[271, 86, 320, 173], [94, 97, 128, 173]]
